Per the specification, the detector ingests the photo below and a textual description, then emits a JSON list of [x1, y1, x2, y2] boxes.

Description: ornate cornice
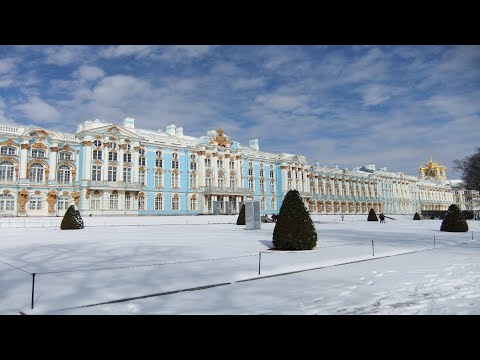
[[21, 144, 30, 150], [0, 139, 18, 147], [82, 140, 93, 147], [50, 146, 59, 152], [31, 142, 47, 149]]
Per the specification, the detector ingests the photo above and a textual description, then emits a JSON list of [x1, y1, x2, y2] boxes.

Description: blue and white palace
[[0, 117, 476, 217]]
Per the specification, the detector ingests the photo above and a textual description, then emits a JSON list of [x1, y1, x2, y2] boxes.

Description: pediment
[[79, 124, 141, 141]]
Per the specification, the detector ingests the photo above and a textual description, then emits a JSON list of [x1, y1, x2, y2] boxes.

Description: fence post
[[31, 273, 36, 310], [372, 240, 374, 257], [434, 235, 436, 247], [258, 252, 262, 275], [472, 231, 474, 241]]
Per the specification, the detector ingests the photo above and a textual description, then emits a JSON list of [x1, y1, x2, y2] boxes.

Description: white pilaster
[[20, 142, 29, 179]]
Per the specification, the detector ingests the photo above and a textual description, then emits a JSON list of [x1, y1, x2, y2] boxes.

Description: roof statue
[[210, 128, 230, 147]]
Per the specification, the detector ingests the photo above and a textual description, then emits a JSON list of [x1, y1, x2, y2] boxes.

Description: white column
[[102, 145, 109, 181], [133, 148, 140, 182], [118, 147, 124, 182], [83, 144, 92, 181], [49, 144, 58, 181], [20, 143, 29, 179], [198, 152, 205, 187]]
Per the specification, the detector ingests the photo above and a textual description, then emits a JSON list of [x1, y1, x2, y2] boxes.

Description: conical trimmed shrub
[[236, 203, 245, 225], [413, 212, 421, 220], [440, 204, 468, 232], [60, 205, 85, 230], [367, 208, 378, 221], [272, 190, 317, 250]]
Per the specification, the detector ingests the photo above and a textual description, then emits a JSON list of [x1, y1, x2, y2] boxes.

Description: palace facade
[[0, 118, 475, 217]]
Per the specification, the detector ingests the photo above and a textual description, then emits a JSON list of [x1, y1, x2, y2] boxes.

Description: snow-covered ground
[[0, 215, 479, 314]]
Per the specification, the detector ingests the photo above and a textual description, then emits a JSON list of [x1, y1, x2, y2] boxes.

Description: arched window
[[154, 171, 163, 188], [93, 140, 102, 147], [29, 195, 43, 210], [57, 165, 71, 184], [172, 195, 180, 211], [0, 193, 15, 211], [29, 163, 44, 183], [260, 197, 265, 210], [189, 173, 197, 188], [0, 146, 16, 155], [205, 176, 212, 187], [171, 172, 179, 188], [123, 167, 132, 182], [138, 195, 145, 210], [190, 196, 196, 211], [59, 152, 72, 160], [270, 197, 276, 211], [156, 150, 163, 157], [155, 195, 163, 211], [156, 158, 163, 168], [229, 175, 236, 189], [0, 161, 15, 182]]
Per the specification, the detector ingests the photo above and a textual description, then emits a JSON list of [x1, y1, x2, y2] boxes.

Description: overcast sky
[[0, 45, 479, 178]]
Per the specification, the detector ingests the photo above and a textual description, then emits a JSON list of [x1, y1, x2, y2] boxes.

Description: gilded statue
[[72, 191, 80, 206], [47, 190, 57, 213], [18, 190, 29, 213]]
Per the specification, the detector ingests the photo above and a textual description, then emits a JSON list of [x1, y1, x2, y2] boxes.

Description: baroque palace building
[[0, 117, 470, 217]]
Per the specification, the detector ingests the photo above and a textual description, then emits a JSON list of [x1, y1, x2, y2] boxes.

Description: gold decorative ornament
[[31, 142, 47, 149], [34, 190, 41, 195], [3, 189, 11, 194], [210, 129, 230, 147], [85, 189, 91, 199], [118, 144, 126, 150], [0, 139, 18, 147], [50, 147, 59, 152], [112, 190, 118, 195], [21, 144, 30, 150], [32, 130, 48, 140], [108, 126, 120, 135], [82, 141, 93, 146], [63, 191, 69, 196], [103, 142, 110, 148], [60, 145, 74, 152]]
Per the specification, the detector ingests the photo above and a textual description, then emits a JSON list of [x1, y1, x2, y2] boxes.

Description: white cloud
[[14, 97, 61, 123], [255, 93, 310, 112], [43, 46, 90, 66], [92, 75, 153, 105], [160, 45, 214, 61], [231, 77, 266, 90], [73, 65, 105, 81], [100, 45, 158, 59], [0, 58, 16, 74]]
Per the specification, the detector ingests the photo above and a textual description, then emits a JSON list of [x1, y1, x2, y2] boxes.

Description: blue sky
[[0, 45, 479, 179]]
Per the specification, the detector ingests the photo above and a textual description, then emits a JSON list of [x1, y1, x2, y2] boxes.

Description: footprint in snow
[[367, 281, 374, 285]]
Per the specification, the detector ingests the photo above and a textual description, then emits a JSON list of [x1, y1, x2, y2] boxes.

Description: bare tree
[[454, 147, 480, 191]]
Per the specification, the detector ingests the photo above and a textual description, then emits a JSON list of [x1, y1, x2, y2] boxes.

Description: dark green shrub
[[462, 210, 474, 220], [236, 203, 245, 225], [440, 204, 468, 232], [367, 208, 378, 221], [272, 190, 317, 250], [413, 212, 421, 220], [60, 205, 84, 230]]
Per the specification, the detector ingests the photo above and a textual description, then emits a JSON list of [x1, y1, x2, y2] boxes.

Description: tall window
[[190, 197, 196, 211], [0, 161, 15, 182], [155, 195, 163, 211], [270, 197, 276, 211], [156, 159, 163, 168], [59, 152, 72, 160], [270, 180, 275, 193], [125, 195, 131, 210], [123, 153, 132, 163], [229, 161, 235, 170], [190, 162, 196, 170], [248, 179, 254, 191], [230, 176, 235, 189], [29, 195, 42, 210], [57, 196, 70, 211], [171, 173, 179, 188], [260, 197, 265, 210], [109, 194, 119, 209], [57, 165, 71, 184], [171, 159, 179, 169], [90, 195, 101, 210], [259, 169, 264, 177], [155, 171, 163, 188], [139, 170, 146, 185], [205, 176, 212, 187], [31, 149, 45, 158], [108, 151, 117, 161], [108, 166, 117, 181], [92, 165, 102, 181], [189, 173, 197, 188], [0, 194, 15, 211], [270, 169, 274, 178], [172, 196, 179, 211], [29, 163, 44, 183], [217, 160, 223, 168], [123, 167, 132, 182], [139, 157, 146, 166], [218, 177, 224, 187], [248, 168, 253, 176], [0, 147, 16, 155], [138, 196, 145, 210], [205, 158, 211, 167], [260, 180, 265, 193], [93, 150, 102, 160], [93, 140, 102, 147]]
